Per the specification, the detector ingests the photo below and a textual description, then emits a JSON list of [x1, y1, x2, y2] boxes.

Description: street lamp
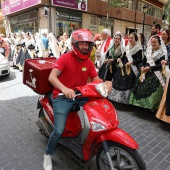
[[142, 4, 149, 35]]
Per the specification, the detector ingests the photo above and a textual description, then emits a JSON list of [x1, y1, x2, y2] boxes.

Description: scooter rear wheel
[[96, 142, 147, 170]]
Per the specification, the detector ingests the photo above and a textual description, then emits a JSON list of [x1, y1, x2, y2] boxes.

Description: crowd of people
[[1, 24, 170, 125], [0, 31, 71, 71], [96, 24, 170, 125]]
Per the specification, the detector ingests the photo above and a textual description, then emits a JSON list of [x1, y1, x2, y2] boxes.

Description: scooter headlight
[[95, 83, 108, 98], [91, 122, 106, 131]]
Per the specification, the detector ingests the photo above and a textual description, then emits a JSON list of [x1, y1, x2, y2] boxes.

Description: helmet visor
[[71, 30, 94, 44]]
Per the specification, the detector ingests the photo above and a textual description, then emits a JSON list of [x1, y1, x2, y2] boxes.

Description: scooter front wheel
[[96, 142, 146, 170]]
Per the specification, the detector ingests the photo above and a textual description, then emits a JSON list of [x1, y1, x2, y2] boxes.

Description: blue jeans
[[45, 95, 88, 155]]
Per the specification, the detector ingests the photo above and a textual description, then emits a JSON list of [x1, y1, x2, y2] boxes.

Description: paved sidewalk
[[0, 67, 170, 170]]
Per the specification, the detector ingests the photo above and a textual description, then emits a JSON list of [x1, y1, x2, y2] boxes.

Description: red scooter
[[36, 80, 146, 170]]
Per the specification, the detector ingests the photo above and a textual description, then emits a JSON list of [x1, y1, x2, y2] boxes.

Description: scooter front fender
[[94, 128, 139, 149]]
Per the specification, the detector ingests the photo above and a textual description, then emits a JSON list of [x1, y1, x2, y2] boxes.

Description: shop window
[[56, 9, 82, 37], [90, 15, 97, 25], [13, 22, 38, 34], [56, 21, 81, 37], [126, 28, 137, 35]]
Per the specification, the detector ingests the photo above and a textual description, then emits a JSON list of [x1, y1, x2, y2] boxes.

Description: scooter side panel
[[40, 97, 54, 123], [83, 99, 119, 128], [40, 97, 82, 137], [62, 112, 82, 137]]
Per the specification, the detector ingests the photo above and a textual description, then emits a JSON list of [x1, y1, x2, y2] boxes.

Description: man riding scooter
[[43, 29, 112, 170]]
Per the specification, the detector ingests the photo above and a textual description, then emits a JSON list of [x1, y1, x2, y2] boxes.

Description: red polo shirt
[[52, 51, 98, 98]]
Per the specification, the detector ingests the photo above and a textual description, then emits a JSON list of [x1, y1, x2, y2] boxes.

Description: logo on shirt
[[82, 67, 87, 71]]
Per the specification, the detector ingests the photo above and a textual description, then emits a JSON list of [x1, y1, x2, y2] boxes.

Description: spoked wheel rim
[[99, 146, 139, 170]]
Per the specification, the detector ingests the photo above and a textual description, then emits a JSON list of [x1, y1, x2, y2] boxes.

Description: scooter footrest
[[36, 117, 52, 137], [59, 137, 83, 159]]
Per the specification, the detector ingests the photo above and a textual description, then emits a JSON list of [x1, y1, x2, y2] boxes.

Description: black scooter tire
[[96, 142, 147, 170]]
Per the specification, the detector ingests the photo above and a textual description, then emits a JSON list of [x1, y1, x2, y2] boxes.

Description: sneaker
[[43, 154, 52, 170]]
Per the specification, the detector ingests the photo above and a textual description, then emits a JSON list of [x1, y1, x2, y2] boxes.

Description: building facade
[[0, 0, 168, 41]]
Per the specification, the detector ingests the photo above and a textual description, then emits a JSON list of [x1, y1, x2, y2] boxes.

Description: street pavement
[[0, 67, 170, 170]]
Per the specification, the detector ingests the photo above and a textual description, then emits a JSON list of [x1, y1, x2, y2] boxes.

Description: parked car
[[0, 53, 10, 77]]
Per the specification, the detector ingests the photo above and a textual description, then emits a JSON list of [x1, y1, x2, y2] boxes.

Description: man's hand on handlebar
[[62, 87, 76, 99]]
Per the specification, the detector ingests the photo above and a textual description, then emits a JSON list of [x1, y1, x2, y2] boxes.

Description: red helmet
[[71, 29, 94, 60]]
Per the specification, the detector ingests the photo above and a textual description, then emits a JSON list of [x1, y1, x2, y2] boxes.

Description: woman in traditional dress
[[16, 32, 35, 71], [59, 32, 68, 55], [129, 35, 167, 110], [156, 29, 170, 123], [108, 32, 143, 104], [48, 33, 60, 59], [161, 29, 170, 60], [138, 33, 146, 53], [98, 33, 125, 80], [14, 32, 26, 68], [34, 32, 45, 58]]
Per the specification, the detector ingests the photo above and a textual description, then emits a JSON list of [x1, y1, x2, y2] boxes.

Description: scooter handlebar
[[58, 90, 82, 101], [58, 93, 64, 96]]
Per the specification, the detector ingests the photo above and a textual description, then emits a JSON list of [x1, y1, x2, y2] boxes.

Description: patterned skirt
[[129, 72, 164, 110], [108, 66, 137, 104]]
